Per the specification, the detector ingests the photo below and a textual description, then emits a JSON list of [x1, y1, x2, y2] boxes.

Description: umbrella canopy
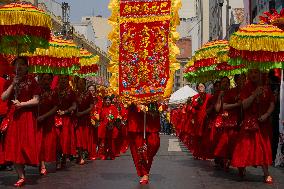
[[184, 40, 244, 83], [0, 2, 52, 55], [193, 40, 228, 73], [73, 48, 100, 78], [169, 85, 198, 104], [23, 36, 80, 75], [229, 24, 284, 70]]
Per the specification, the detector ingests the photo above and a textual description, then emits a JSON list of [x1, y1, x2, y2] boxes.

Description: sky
[[56, 0, 110, 22]]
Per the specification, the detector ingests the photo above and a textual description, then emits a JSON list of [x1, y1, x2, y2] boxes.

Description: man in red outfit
[[128, 103, 160, 185]]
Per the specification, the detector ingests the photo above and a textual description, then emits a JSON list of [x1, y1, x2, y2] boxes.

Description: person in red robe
[[191, 83, 211, 159], [199, 81, 220, 160], [215, 74, 245, 171], [119, 103, 129, 154], [112, 97, 129, 156], [170, 107, 179, 135], [0, 76, 8, 167], [181, 98, 193, 148], [111, 96, 123, 157], [128, 103, 160, 185], [1, 57, 40, 187], [98, 96, 118, 160], [179, 104, 187, 143], [231, 69, 275, 184], [213, 77, 234, 169], [88, 84, 101, 160], [75, 78, 94, 165], [56, 75, 77, 169], [37, 73, 59, 176]]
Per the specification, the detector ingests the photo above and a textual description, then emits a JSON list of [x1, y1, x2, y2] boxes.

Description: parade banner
[[108, 0, 181, 104]]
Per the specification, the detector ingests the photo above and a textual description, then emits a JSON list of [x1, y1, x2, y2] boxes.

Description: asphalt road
[[0, 135, 284, 189]]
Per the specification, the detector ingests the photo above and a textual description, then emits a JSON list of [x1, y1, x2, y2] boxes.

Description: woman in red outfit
[[98, 96, 118, 160], [214, 74, 245, 170], [179, 104, 187, 143], [182, 98, 193, 149], [231, 69, 275, 184], [213, 77, 234, 168], [37, 73, 59, 175], [174, 104, 183, 138], [75, 78, 94, 165], [88, 85, 101, 160], [120, 103, 129, 154], [1, 57, 40, 187], [191, 83, 211, 159], [128, 103, 160, 185], [56, 75, 77, 169], [199, 81, 220, 160]]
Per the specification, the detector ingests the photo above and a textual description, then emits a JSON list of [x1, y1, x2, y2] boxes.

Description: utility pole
[[218, 0, 224, 39], [62, 2, 72, 40], [226, 0, 230, 38]]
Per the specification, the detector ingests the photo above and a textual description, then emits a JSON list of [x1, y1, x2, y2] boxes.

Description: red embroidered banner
[[119, 20, 170, 99], [108, 0, 181, 104]]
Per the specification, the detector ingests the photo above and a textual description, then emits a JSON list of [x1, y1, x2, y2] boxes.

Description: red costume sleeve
[[30, 77, 40, 96]]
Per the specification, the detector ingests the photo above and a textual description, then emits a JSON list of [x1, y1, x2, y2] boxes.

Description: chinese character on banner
[[108, 0, 181, 104]]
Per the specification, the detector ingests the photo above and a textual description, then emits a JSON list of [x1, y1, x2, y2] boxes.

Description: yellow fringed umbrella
[[22, 36, 80, 75], [73, 48, 100, 78], [0, 2, 52, 55], [229, 24, 284, 70]]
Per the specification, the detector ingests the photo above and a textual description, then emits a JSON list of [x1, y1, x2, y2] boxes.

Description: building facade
[[174, 38, 192, 92]]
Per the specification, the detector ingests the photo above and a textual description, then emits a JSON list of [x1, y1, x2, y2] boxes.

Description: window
[[180, 48, 185, 54], [86, 18, 91, 20]]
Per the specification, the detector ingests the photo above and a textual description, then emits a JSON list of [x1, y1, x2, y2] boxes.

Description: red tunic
[[98, 105, 119, 139], [127, 105, 160, 133], [88, 95, 103, 158], [191, 93, 211, 137], [214, 88, 241, 158], [4, 75, 40, 165], [127, 104, 160, 177], [179, 105, 187, 139], [57, 88, 76, 155], [231, 82, 274, 167], [38, 88, 59, 162], [214, 89, 240, 159], [76, 92, 93, 150]]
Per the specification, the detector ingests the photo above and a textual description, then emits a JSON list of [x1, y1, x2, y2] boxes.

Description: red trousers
[[129, 132, 160, 177], [98, 129, 117, 159]]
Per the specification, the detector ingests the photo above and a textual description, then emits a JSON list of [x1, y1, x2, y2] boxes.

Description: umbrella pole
[[143, 110, 146, 140]]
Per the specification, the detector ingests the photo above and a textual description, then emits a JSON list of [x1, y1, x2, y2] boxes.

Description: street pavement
[[0, 135, 284, 189]]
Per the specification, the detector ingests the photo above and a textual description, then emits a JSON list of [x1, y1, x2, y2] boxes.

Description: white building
[[72, 16, 112, 53], [72, 17, 97, 46], [178, 0, 202, 55], [91, 16, 112, 53]]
